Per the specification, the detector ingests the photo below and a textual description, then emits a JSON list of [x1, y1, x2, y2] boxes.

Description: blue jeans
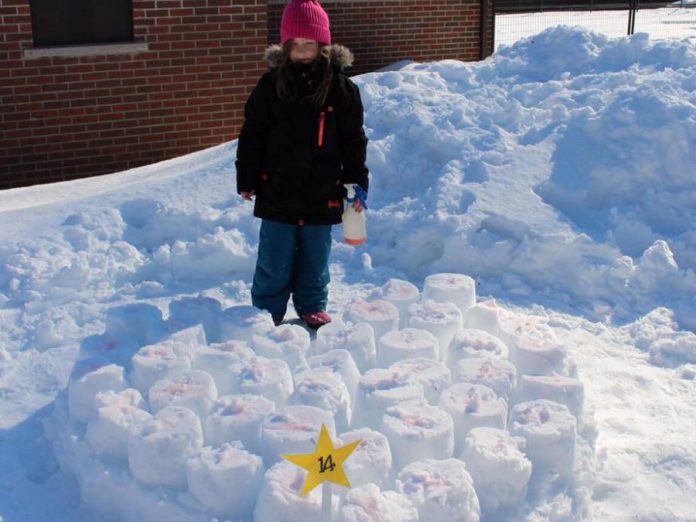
[[251, 219, 332, 318]]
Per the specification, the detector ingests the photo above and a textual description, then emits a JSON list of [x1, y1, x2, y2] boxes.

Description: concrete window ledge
[[23, 41, 149, 60]]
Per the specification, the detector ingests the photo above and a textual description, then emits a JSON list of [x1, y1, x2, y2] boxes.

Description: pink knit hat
[[280, 0, 331, 45]]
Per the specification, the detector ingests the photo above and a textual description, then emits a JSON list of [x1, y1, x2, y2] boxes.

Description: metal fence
[[493, 0, 696, 50]]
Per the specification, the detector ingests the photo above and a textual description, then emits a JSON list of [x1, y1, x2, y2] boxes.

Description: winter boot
[[302, 311, 332, 330]]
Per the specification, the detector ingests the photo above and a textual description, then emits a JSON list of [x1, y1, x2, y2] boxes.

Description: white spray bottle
[[342, 184, 366, 245]]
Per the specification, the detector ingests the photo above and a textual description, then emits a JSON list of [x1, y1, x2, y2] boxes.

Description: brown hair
[[275, 41, 333, 109]]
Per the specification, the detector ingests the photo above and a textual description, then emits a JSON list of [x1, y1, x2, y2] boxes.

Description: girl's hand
[[352, 198, 365, 213], [240, 190, 255, 201]]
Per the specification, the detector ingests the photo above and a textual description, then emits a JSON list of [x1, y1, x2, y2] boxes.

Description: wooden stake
[[321, 482, 332, 522]]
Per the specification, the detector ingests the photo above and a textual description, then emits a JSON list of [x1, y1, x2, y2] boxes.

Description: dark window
[[30, 0, 133, 47]]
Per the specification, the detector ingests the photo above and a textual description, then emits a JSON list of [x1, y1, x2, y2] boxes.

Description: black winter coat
[[235, 45, 369, 226]]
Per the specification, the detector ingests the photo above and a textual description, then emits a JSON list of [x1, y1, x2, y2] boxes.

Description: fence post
[[627, 0, 637, 35]]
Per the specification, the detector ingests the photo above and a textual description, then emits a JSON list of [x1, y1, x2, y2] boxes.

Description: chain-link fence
[[494, 0, 696, 50]]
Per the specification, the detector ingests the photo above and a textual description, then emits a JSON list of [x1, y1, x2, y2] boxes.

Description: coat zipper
[[318, 111, 326, 147]]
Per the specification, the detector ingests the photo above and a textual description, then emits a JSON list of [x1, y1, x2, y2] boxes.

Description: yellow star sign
[[282, 424, 362, 497]]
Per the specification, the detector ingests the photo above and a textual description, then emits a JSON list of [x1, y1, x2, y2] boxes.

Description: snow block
[[408, 299, 463, 358], [105, 303, 165, 346], [191, 341, 253, 395], [86, 403, 152, 459], [289, 368, 352, 433], [218, 305, 274, 344], [205, 393, 275, 453], [380, 402, 454, 469], [369, 278, 421, 329], [513, 334, 567, 376], [260, 405, 336, 466], [439, 382, 508, 456], [306, 349, 362, 408], [353, 368, 425, 430], [509, 399, 577, 476], [339, 427, 393, 489], [343, 299, 400, 341], [447, 328, 509, 366], [388, 357, 452, 405], [167, 295, 222, 343], [252, 323, 311, 370], [396, 458, 481, 522], [461, 427, 532, 513], [186, 442, 265, 520], [454, 355, 517, 400], [128, 406, 204, 488], [423, 273, 477, 315], [68, 357, 127, 423], [229, 356, 294, 410], [337, 483, 418, 522], [148, 369, 218, 423], [463, 299, 501, 336], [312, 319, 377, 372], [79, 334, 140, 369], [377, 327, 440, 367], [254, 461, 336, 522], [130, 340, 192, 395], [515, 373, 584, 417]]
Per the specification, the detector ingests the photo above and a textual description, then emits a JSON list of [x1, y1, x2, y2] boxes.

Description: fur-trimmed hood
[[263, 44, 354, 69]]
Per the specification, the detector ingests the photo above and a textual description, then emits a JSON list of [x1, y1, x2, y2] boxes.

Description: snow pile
[[355, 27, 696, 329], [47, 273, 596, 521]]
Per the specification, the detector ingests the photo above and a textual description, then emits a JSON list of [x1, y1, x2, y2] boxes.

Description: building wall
[[1, 0, 490, 190], [268, 0, 491, 75], [0, 0, 267, 189]]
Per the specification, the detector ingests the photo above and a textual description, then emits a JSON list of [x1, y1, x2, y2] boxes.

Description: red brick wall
[[268, 0, 491, 75], [0, 0, 267, 189]]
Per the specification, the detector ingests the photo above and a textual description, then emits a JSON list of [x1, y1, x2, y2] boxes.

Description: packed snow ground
[[1, 26, 695, 522]]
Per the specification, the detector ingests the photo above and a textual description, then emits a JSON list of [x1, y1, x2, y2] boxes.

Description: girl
[[236, 0, 369, 329]]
